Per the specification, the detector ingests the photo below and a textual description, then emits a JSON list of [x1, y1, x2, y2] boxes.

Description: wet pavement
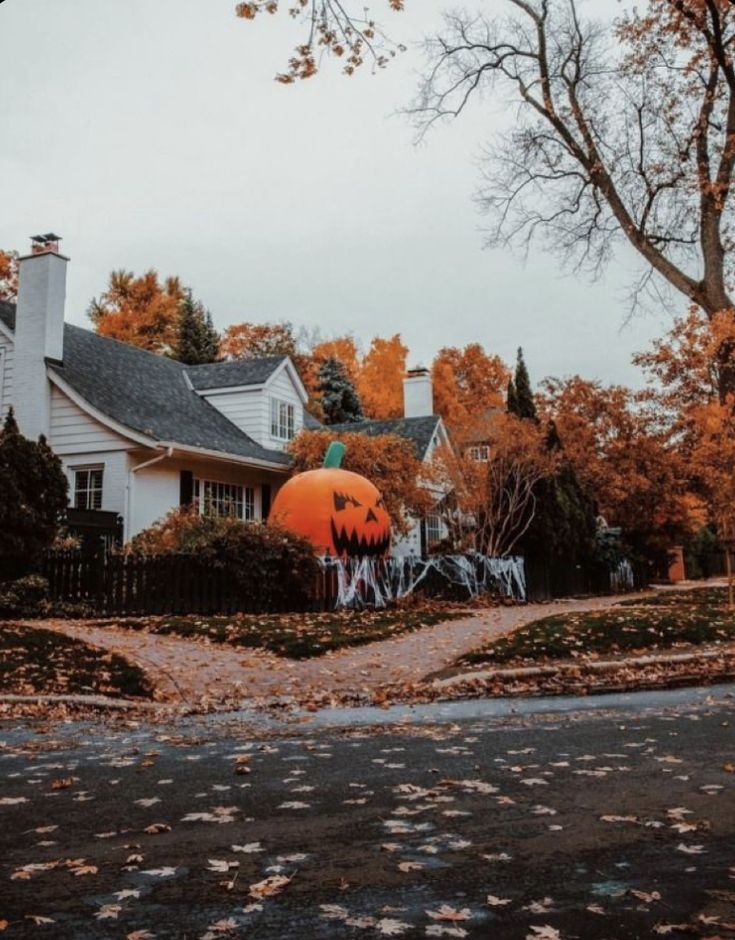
[[2, 685, 735, 939]]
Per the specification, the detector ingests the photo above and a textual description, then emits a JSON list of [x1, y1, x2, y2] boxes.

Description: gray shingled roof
[[329, 415, 442, 460], [0, 304, 288, 466], [185, 356, 286, 390], [0, 301, 16, 332], [0, 302, 439, 463]]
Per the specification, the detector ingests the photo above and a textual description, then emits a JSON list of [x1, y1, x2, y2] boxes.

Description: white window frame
[[270, 397, 295, 441], [194, 478, 256, 521], [468, 444, 490, 462], [72, 465, 104, 511], [425, 512, 443, 547]]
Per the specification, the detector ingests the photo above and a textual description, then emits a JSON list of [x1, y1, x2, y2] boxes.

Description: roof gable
[[53, 325, 290, 464], [185, 356, 286, 391], [0, 302, 289, 466], [328, 415, 443, 461]]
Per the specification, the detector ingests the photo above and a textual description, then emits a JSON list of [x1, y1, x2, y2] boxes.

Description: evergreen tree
[[317, 356, 364, 424], [174, 291, 220, 365], [521, 418, 597, 564], [513, 347, 538, 421], [506, 377, 519, 415], [0, 410, 68, 580]]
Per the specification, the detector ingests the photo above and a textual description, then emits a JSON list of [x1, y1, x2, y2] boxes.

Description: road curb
[[432, 646, 735, 690], [0, 693, 176, 711]]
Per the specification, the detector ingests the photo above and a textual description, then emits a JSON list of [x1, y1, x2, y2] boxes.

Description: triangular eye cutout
[[333, 491, 362, 511]]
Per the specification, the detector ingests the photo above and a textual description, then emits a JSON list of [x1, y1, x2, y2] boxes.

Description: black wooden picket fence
[[42, 550, 647, 616], [43, 550, 342, 616]]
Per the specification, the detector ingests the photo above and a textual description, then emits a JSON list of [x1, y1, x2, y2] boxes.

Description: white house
[[0, 235, 448, 555]]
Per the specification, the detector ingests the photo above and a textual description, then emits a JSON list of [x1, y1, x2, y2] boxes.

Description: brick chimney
[[403, 366, 433, 418], [13, 234, 69, 439]]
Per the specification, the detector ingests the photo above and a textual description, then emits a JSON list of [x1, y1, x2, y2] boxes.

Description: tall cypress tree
[[522, 418, 597, 565], [0, 409, 68, 580], [317, 357, 364, 424], [514, 347, 537, 421], [506, 377, 519, 415], [175, 291, 220, 365]]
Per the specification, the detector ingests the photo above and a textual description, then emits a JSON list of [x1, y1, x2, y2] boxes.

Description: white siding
[[263, 365, 304, 450], [201, 388, 266, 445], [0, 340, 11, 421], [49, 386, 132, 454], [128, 455, 286, 538], [200, 362, 305, 451], [62, 450, 129, 516]]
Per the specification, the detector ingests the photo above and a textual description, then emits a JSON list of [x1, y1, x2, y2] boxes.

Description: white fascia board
[[0, 320, 14, 343], [266, 357, 309, 405], [47, 370, 162, 449], [48, 370, 291, 473], [160, 441, 291, 472], [195, 383, 265, 396]]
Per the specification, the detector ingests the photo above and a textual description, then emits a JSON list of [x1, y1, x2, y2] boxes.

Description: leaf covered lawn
[[458, 588, 735, 668], [0, 625, 152, 699], [93, 608, 465, 660]]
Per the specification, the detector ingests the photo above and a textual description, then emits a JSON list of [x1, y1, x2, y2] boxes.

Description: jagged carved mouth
[[330, 519, 391, 558]]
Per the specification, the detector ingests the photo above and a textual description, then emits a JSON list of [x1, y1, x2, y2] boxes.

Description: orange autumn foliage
[[540, 376, 697, 560], [634, 305, 735, 419], [431, 411, 556, 557], [0, 250, 19, 303], [637, 308, 735, 598], [431, 344, 509, 434], [220, 321, 299, 361], [88, 270, 185, 354], [356, 334, 408, 419]]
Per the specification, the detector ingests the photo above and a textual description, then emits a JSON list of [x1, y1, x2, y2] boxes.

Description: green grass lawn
[[458, 587, 735, 668], [94, 608, 465, 660], [0, 625, 152, 698]]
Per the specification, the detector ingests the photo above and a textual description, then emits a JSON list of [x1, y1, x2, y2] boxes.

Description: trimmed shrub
[[0, 575, 93, 620], [130, 508, 320, 609], [0, 410, 68, 581]]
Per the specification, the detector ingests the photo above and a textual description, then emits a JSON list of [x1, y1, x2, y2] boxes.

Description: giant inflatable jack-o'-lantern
[[269, 442, 392, 558]]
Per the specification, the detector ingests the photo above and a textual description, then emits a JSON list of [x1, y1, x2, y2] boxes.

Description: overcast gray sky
[[0, 0, 675, 387]]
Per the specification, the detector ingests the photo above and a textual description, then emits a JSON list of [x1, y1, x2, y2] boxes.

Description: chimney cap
[[31, 233, 62, 244], [27, 233, 64, 257], [407, 365, 430, 378]]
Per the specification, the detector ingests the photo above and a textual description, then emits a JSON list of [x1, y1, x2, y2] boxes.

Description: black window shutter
[[180, 471, 194, 508], [261, 484, 271, 520]]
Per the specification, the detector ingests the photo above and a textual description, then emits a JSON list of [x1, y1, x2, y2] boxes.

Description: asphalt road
[[2, 686, 735, 939]]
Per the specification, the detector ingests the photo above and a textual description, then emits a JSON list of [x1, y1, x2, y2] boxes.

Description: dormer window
[[270, 397, 295, 441]]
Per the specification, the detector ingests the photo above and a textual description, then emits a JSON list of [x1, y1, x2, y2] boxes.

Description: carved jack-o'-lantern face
[[329, 484, 391, 558], [269, 442, 392, 558]]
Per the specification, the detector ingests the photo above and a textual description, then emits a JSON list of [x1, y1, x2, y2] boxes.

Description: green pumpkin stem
[[323, 441, 346, 469]]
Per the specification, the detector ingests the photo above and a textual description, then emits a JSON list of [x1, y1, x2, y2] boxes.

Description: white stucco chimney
[[13, 234, 68, 439], [403, 366, 433, 418]]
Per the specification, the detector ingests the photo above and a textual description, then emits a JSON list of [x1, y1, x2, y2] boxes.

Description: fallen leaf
[[248, 874, 291, 899], [427, 906, 471, 922]]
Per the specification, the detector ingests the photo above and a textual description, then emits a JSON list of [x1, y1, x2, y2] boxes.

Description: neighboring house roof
[[185, 356, 286, 390], [0, 301, 16, 332], [303, 411, 324, 431], [329, 415, 443, 461], [0, 304, 289, 467]]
